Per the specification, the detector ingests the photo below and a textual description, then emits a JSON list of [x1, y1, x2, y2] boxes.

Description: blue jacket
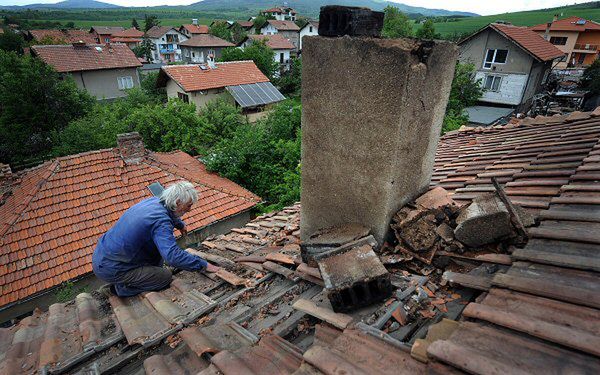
[[92, 197, 207, 279]]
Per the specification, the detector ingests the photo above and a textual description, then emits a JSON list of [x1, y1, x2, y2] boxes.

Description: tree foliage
[[133, 36, 156, 62], [220, 40, 278, 80], [0, 29, 24, 54], [580, 59, 600, 95], [442, 63, 483, 133], [382, 6, 413, 39], [144, 14, 160, 32], [229, 23, 247, 44], [131, 18, 140, 30], [415, 19, 439, 39], [209, 21, 232, 42], [275, 57, 301, 96]]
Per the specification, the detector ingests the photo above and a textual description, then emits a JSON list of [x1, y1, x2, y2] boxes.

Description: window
[[208, 49, 215, 62], [104, 37, 110, 43], [280, 52, 284, 63], [550, 36, 568, 46], [117, 76, 134, 90], [309, 26, 313, 32], [483, 49, 508, 68], [483, 75, 502, 92], [178, 92, 189, 103], [192, 52, 195, 58]]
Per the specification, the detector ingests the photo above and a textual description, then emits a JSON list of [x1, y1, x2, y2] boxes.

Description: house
[[157, 61, 285, 121], [90, 26, 125, 43], [261, 6, 297, 21], [179, 20, 210, 38], [31, 42, 142, 100], [261, 20, 300, 50], [24, 29, 97, 44], [240, 34, 295, 72], [531, 16, 600, 68], [110, 27, 144, 49], [229, 20, 255, 33], [145, 26, 188, 63], [299, 21, 318, 51], [179, 34, 234, 64], [458, 23, 565, 111]]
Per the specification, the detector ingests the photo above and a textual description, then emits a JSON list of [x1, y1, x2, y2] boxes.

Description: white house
[[299, 21, 318, 51], [261, 7, 297, 21], [260, 20, 300, 51], [145, 26, 188, 63], [179, 34, 234, 64], [240, 34, 295, 72]]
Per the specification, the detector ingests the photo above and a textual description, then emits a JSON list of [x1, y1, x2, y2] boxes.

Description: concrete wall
[[165, 79, 234, 113], [533, 30, 578, 68], [70, 67, 140, 100], [181, 46, 226, 64], [474, 71, 529, 106], [301, 36, 458, 245], [522, 61, 551, 105], [300, 25, 318, 50], [280, 30, 299, 51]]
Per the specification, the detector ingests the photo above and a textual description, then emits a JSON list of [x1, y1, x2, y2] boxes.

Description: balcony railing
[[160, 48, 175, 54], [574, 44, 599, 51]]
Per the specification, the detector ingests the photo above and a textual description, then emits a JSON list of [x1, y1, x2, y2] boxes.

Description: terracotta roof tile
[[111, 27, 144, 38], [145, 26, 179, 39], [491, 23, 565, 62], [0, 148, 260, 308], [159, 61, 269, 92], [179, 34, 234, 48], [90, 26, 124, 35], [266, 20, 300, 31], [31, 43, 142, 73], [28, 29, 97, 44], [247, 34, 295, 50], [530, 16, 600, 32], [181, 24, 209, 34]]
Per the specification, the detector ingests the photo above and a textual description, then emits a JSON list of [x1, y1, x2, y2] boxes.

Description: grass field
[[433, 5, 600, 37], [36, 18, 216, 29]]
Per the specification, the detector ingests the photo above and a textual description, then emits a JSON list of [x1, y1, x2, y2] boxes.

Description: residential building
[[240, 34, 295, 72], [179, 20, 210, 38], [229, 20, 255, 34], [90, 26, 125, 43], [261, 6, 297, 21], [31, 42, 142, 100], [24, 29, 97, 44], [299, 20, 318, 51], [260, 20, 300, 51], [458, 23, 564, 110], [531, 16, 600, 68], [110, 27, 144, 49], [179, 34, 234, 64], [157, 61, 285, 121], [0, 132, 260, 323], [145, 26, 188, 63]]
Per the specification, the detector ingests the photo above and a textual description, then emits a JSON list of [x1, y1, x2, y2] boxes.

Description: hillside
[[434, 2, 600, 37], [3, 0, 121, 9]]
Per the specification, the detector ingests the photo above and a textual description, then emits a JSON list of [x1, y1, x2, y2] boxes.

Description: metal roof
[[226, 81, 285, 108], [465, 105, 514, 125]]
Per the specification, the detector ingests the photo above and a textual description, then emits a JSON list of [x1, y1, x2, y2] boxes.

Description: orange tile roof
[[28, 29, 97, 44], [266, 20, 300, 31], [247, 34, 295, 50], [181, 24, 209, 34], [0, 148, 260, 308], [159, 61, 269, 92], [31, 43, 142, 73], [263, 7, 297, 14], [90, 26, 125, 35], [491, 23, 565, 62], [111, 37, 142, 43], [111, 27, 144, 38], [179, 34, 234, 48], [530, 16, 600, 32]]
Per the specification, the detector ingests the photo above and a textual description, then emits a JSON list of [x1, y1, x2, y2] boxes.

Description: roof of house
[[234, 21, 254, 28], [111, 27, 144, 38], [530, 16, 600, 32], [90, 26, 125, 35], [180, 24, 210, 34], [31, 43, 142, 73], [111, 37, 142, 43], [263, 7, 297, 14], [460, 23, 565, 62], [178, 34, 234, 48], [145, 26, 181, 39], [158, 61, 269, 92], [27, 29, 97, 44], [0, 144, 260, 309], [300, 21, 319, 31], [265, 20, 300, 32], [246, 34, 295, 50]]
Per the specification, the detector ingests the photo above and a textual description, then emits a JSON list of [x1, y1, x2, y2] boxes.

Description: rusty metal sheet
[[427, 321, 600, 375], [178, 322, 258, 357], [303, 329, 426, 375], [463, 288, 600, 356]]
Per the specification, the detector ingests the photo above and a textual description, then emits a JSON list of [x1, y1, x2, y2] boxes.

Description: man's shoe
[[97, 284, 116, 299]]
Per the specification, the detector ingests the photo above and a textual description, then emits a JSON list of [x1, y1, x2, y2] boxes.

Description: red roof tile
[[247, 34, 295, 50], [0, 147, 260, 308], [145, 26, 180, 39], [31, 43, 142, 73], [491, 23, 565, 62], [90, 26, 124, 35], [111, 27, 144, 38], [235, 21, 254, 28], [111, 37, 141, 43], [28, 29, 97, 44], [159, 61, 269, 92], [181, 24, 209, 34], [266, 20, 300, 31], [263, 7, 297, 14], [530, 16, 600, 32], [179, 34, 234, 48]]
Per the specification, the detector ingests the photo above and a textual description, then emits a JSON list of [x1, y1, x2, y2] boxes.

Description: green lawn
[[433, 6, 600, 37], [37, 18, 215, 29]]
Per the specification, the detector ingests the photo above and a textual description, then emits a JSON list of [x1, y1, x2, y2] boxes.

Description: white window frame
[[483, 75, 502, 92], [117, 76, 134, 90], [483, 49, 509, 69]]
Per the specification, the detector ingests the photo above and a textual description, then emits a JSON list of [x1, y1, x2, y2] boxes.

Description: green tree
[[63, 21, 75, 29], [144, 14, 160, 32], [210, 21, 232, 42], [0, 51, 94, 165], [253, 15, 267, 34], [220, 40, 278, 80], [0, 29, 24, 54], [275, 57, 301, 96], [140, 71, 166, 103], [133, 36, 156, 63], [229, 23, 247, 45], [132, 18, 140, 30], [580, 59, 600, 95], [382, 6, 413, 38], [415, 19, 438, 39], [442, 63, 483, 133], [195, 98, 245, 154]]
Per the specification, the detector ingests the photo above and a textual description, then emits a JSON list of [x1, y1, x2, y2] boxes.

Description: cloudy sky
[[0, 0, 594, 16]]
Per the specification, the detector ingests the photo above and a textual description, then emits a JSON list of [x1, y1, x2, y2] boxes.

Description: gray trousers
[[112, 266, 172, 297]]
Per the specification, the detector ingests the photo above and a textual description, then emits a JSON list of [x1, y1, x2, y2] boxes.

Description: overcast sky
[[0, 0, 595, 17]]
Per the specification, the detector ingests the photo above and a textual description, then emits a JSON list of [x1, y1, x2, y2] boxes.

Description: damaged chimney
[[117, 132, 146, 164], [0, 163, 15, 205], [300, 6, 458, 249]]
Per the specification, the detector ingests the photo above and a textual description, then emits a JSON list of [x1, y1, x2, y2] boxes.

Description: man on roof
[[92, 181, 220, 297]]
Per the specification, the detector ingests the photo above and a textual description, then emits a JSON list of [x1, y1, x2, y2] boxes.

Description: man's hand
[[205, 262, 220, 273], [178, 227, 188, 236]]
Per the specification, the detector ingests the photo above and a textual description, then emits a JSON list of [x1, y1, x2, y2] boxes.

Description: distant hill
[[3, 0, 121, 9], [186, 0, 478, 18]]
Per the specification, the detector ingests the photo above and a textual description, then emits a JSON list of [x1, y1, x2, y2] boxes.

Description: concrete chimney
[[117, 132, 146, 165], [300, 8, 458, 248], [192, 18, 198, 25], [0, 163, 14, 193], [544, 22, 552, 40], [553, 14, 559, 22]]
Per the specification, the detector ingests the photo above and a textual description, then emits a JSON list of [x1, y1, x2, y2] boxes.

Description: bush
[[580, 59, 600, 95], [382, 6, 413, 38], [441, 62, 483, 134]]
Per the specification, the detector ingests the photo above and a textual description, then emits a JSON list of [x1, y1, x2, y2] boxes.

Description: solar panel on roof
[[226, 82, 286, 108]]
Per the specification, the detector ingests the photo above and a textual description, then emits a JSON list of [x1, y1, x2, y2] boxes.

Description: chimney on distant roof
[[117, 132, 146, 164], [544, 22, 552, 40], [553, 14, 559, 22], [0, 163, 15, 203], [192, 18, 198, 25]]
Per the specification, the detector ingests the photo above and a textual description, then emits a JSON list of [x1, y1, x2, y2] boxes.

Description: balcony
[[573, 44, 599, 53]]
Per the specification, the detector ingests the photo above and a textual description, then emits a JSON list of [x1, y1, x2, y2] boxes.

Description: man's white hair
[[160, 181, 198, 211]]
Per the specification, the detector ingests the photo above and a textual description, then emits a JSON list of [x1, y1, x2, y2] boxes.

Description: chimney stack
[[0, 163, 14, 188], [192, 18, 198, 25], [553, 14, 559, 22], [117, 132, 146, 164], [544, 22, 552, 40]]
